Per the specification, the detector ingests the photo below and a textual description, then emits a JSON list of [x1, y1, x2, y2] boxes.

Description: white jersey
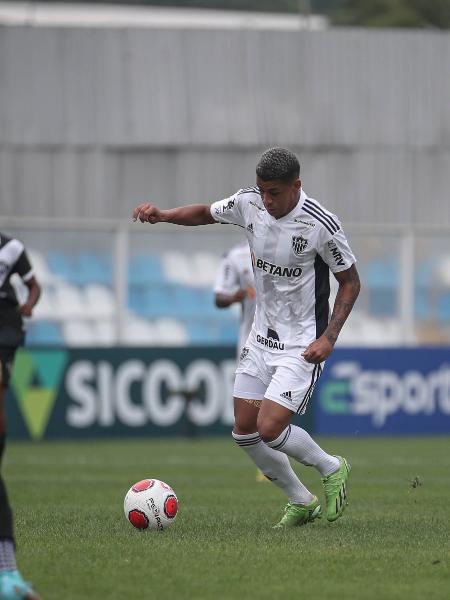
[[210, 187, 356, 352], [213, 241, 256, 353]]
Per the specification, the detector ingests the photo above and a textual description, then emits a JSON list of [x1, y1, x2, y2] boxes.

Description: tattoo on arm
[[324, 265, 361, 346]]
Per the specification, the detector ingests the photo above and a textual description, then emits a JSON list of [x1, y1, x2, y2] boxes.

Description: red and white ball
[[124, 479, 178, 531]]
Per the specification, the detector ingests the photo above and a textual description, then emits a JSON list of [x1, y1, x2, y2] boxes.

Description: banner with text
[[6, 346, 315, 440], [316, 348, 450, 435]]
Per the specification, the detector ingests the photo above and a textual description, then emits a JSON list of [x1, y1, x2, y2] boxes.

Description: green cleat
[[273, 496, 322, 529], [322, 456, 350, 522]]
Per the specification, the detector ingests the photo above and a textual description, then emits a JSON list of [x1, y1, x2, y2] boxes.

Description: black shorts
[[0, 347, 18, 390]]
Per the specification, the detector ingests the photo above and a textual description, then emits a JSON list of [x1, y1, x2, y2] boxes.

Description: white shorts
[[234, 343, 323, 414]]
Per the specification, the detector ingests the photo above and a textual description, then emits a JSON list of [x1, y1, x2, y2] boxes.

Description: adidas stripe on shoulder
[[303, 199, 340, 236], [237, 186, 261, 197]]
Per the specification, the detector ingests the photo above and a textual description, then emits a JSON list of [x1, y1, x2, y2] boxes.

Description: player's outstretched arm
[[132, 203, 216, 226], [302, 264, 361, 363]]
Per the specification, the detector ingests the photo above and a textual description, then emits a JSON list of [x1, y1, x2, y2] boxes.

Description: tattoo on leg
[[243, 398, 262, 408]]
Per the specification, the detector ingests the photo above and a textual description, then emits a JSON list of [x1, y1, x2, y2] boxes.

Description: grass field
[[4, 436, 450, 600]]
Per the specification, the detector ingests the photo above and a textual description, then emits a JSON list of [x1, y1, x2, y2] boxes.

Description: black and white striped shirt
[[0, 232, 33, 332]]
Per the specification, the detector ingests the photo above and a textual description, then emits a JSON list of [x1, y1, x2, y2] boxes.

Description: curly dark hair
[[256, 147, 300, 182]]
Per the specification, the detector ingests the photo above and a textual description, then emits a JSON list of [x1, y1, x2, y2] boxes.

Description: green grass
[[4, 436, 450, 600]]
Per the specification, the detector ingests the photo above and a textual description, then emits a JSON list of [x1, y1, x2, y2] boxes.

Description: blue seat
[[47, 252, 73, 279], [217, 319, 239, 344], [76, 253, 112, 285], [187, 318, 216, 344], [414, 291, 431, 320], [48, 251, 113, 286], [367, 259, 398, 317], [437, 293, 450, 324], [367, 259, 398, 287], [129, 255, 164, 284], [26, 321, 64, 345], [416, 259, 436, 287]]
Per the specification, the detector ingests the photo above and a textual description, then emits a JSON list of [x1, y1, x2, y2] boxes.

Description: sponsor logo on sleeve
[[327, 240, 345, 267]]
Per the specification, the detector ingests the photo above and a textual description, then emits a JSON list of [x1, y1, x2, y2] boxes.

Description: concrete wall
[[1, 25, 449, 224]]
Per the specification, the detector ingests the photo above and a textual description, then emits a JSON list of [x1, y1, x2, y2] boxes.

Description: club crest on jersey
[[239, 347, 249, 361], [292, 235, 308, 256]]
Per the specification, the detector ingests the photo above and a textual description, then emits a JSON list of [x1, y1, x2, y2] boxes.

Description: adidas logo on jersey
[[280, 391, 293, 401], [247, 223, 254, 234]]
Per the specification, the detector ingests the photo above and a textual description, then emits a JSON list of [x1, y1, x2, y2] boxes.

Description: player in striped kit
[[0, 232, 41, 598], [133, 148, 360, 528]]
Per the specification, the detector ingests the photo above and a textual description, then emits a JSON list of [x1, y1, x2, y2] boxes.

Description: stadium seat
[[47, 252, 73, 280], [84, 284, 116, 318], [129, 255, 164, 284], [367, 259, 398, 317], [53, 284, 87, 319], [26, 320, 64, 345], [32, 285, 59, 320], [186, 318, 215, 344], [139, 284, 176, 318], [122, 314, 161, 345], [94, 319, 117, 346], [437, 293, 450, 324], [191, 252, 220, 287], [162, 251, 191, 286], [76, 252, 113, 286], [28, 249, 60, 285], [62, 320, 97, 346], [154, 318, 189, 346]]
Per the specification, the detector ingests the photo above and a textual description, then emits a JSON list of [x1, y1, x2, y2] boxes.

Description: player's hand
[[302, 335, 333, 364], [246, 286, 256, 299], [132, 203, 163, 224], [18, 303, 33, 317], [233, 289, 248, 303]]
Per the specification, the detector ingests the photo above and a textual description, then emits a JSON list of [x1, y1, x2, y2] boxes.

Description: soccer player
[[214, 243, 268, 482], [214, 240, 256, 355], [0, 232, 41, 599], [133, 148, 361, 528]]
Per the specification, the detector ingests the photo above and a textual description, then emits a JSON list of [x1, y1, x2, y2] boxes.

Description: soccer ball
[[124, 479, 178, 531]]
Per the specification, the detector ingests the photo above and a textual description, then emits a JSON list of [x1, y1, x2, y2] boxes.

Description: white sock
[[0, 540, 16, 571], [266, 425, 339, 477], [232, 431, 314, 504]]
